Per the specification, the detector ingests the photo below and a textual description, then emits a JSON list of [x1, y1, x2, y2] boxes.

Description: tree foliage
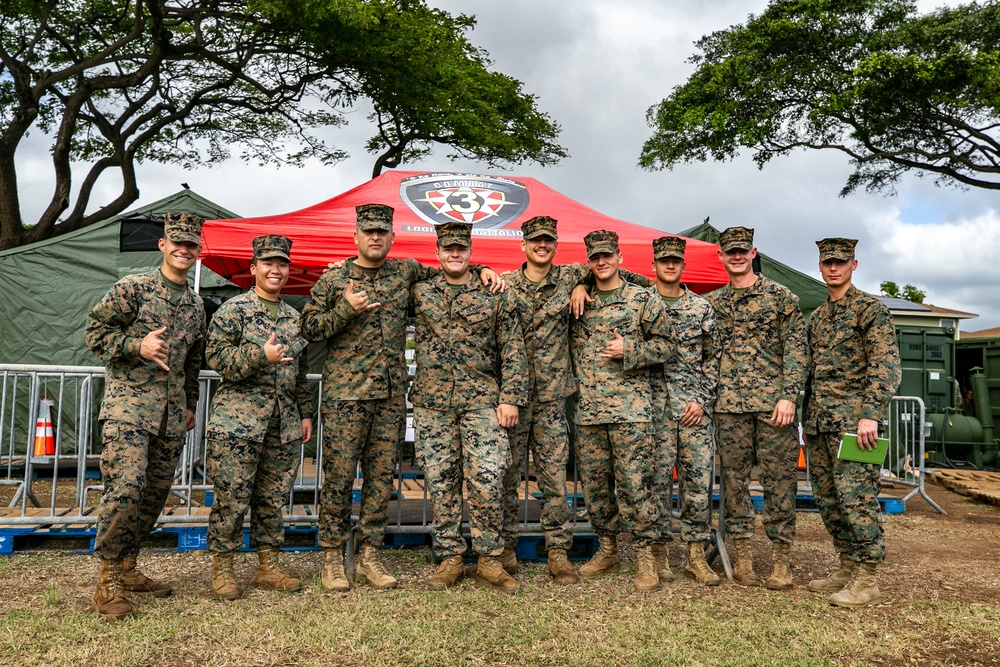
[[640, 0, 1000, 197], [0, 0, 565, 250], [880, 280, 926, 303]]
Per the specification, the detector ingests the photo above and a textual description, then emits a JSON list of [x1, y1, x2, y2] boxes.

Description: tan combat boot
[[474, 555, 520, 595], [732, 538, 758, 586], [255, 546, 301, 592], [652, 543, 675, 583], [829, 563, 882, 608], [807, 554, 855, 593], [578, 534, 621, 579], [684, 541, 721, 586], [320, 547, 351, 592], [211, 551, 243, 601], [468, 545, 518, 578], [633, 545, 661, 592], [92, 558, 133, 621], [547, 548, 579, 585], [498, 547, 518, 575], [765, 542, 794, 590], [355, 544, 399, 589], [122, 554, 172, 597], [427, 555, 465, 591]]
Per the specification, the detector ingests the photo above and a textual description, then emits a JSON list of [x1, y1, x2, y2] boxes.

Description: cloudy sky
[[17, 0, 999, 329]]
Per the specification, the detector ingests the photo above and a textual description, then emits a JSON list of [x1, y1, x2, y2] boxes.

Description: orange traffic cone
[[33, 398, 55, 457]]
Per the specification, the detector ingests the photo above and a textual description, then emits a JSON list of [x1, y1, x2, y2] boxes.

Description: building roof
[[879, 297, 931, 312], [878, 298, 978, 320], [924, 303, 978, 317], [963, 326, 1000, 338]]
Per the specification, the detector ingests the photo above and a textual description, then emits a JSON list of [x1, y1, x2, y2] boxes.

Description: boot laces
[[363, 549, 390, 577], [325, 552, 347, 579], [109, 560, 125, 597]]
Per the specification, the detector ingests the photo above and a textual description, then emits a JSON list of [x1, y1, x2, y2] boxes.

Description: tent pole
[[194, 258, 202, 294]]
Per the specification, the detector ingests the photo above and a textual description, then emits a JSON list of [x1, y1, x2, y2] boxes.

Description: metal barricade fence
[[1, 364, 598, 544], [883, 396, 945, 514]]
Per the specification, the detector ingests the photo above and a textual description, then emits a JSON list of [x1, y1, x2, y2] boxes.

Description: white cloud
[[862, 209, 1000, 328]]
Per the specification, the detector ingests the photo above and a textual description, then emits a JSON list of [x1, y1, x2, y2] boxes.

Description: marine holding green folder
[[837, 433, 890, 465], [802, 237, 901, 609]]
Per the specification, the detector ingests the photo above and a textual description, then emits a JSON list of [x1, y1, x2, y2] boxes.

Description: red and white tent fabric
[[200, 171, 728, 295]]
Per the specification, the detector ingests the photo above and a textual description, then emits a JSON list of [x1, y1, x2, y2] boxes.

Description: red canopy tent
[[200, 170, 728, 295]]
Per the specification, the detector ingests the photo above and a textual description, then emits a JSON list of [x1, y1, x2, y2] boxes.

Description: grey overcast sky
[[16, 1, 999, 329]]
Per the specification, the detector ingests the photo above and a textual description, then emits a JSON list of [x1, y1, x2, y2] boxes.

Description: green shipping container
[[895, 326, 955, 411], [955, 336, 1000, 422]]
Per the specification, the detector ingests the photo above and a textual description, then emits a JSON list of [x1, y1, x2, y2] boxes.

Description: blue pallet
[[513, 534, 598, 562], [0, 529, 36, 555], [432, 532, 599, 563], [750, 493, 905, 515], [383, 532, 431, 548]]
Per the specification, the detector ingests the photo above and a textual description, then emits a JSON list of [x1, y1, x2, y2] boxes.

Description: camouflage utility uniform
[[706, 275, 808, 546], [804, 284, 900, 564], [410, 272, 528, 558], [86, 270, 205, 560], [300, 256, 437, 551], [502, 261, 652, 554], [205, 291, 313, 552], [651, 285, 719, 544], [570, 281, 675, 547]]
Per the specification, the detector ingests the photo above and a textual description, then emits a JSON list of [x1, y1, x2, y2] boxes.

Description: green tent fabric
[[677, 222, 829, 320], [0, 190, 240, 367]]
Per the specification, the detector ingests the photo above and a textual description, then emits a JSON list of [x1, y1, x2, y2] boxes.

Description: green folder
[[837, 433, 889, 465]]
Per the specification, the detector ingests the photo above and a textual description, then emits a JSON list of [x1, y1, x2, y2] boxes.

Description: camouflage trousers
[[206, 408, 300, 553], [807, 431, 885, 563], [94, 420, 185, 561], [414, 406, 510, 558], [318, 397, 404, 549], [653, 413, 715, 543], [714, 412, 797, 545], [575, 422, 659, 547], [502, 399, 573, 553]]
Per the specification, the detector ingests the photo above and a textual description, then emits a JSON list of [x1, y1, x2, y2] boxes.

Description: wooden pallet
[[928, 469, 1000, 507]]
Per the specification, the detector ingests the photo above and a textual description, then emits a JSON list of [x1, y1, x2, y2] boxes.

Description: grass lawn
[[2, 490, 999, 667]]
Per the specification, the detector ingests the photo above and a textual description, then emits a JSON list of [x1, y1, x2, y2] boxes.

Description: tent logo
[[399, 173, 529, 230]]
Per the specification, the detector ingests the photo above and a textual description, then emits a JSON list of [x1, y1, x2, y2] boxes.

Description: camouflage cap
[[652, 235, 686, 260], [356, 203, 394, 232], [163, 213, 203, 245], [718, 226, 754, 252], [252, 234, 292, 262], [436, 221, 473, 248], [584, 230, 619, 258], [816, 237, 858, 262], [521, 215, 558, 241]]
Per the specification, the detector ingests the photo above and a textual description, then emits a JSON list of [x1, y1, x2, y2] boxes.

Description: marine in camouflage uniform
[[705, 226, 809, 589], [804, 238, 901, 608], [299, 204, 499, 591], [205, 235, 314, 599], [410, 222, 528, 594], [501, 215, 652, 584], [647, 235, 722, 586], [85, 213, 206, 619], [570, 230, 675, 592]]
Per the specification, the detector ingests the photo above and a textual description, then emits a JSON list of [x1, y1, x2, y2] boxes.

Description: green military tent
[[0, 189, 240, 367], [677, 221, 829, 320]]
